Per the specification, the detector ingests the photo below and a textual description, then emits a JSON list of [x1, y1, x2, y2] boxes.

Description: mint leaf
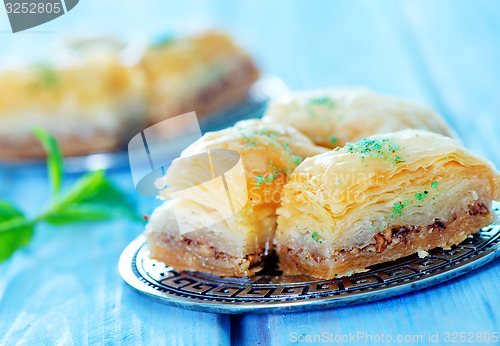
[[0, 133, 141, 263], [0, 202, 35, 262], [41, 170, 141, 224], [33, 128, 64, 197]]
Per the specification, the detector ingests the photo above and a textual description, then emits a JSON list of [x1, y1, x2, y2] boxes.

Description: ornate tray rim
[[119, 224, 500, 314]]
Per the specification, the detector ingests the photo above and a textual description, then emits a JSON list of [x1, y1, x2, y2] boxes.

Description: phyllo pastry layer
[[146, 119, 327, 276], [141, 31, 259, 125], [262, 88, 454, 149], [275, 130, 500, 279]]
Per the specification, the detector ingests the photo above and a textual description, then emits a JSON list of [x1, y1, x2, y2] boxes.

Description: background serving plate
[[119, 220, 500, 314], [0, 76, 287, 173]]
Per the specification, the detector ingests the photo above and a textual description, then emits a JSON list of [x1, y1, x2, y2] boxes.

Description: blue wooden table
[[1, 1, 500, 345]]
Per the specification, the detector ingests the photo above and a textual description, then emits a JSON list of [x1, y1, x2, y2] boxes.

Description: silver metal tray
[[0, 76, 287, 173], [119, 223, 500, 314]]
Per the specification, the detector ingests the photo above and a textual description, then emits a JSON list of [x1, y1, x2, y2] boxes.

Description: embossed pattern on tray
[[119, 223, 500, 314]]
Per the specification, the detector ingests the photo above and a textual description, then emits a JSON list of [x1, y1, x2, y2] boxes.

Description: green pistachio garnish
[[35, 64, 59, 88], [345, 137, 405, 165], [312, 232, 323, 243], [292, 156, 301, 167], [152, 34, 176, 48], [308, 97, 335, 109], [414, 192, 428, 201], [264, 173, 275, 184], [392, 202, 405, 218], [255, 175, 264, 187]]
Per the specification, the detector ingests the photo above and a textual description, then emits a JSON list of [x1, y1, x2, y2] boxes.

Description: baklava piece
[[0, 56, 147, 160], [0, 32, 259, 160], [275, 130, 500, 278], [145, 119, 326, 277], [140, 31, 260, 125], [262, 88, 455, 149]]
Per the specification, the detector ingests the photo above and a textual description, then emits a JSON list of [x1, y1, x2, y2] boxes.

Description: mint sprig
[[34, 127, 64, 196], [0, 129, 142, 262], [0, 202, 34, 262], [41, 169, 142, 224]]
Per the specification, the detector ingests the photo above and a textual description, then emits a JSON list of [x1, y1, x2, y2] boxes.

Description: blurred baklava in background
[[0, 31, 259, 160], [0, 53, 147, 159], [141, 32, 259, 125]]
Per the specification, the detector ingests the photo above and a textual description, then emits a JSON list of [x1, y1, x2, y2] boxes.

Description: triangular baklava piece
[[145, 119, 326, 276], [276, 130, 500, 278], [263, 88, 455, 149]]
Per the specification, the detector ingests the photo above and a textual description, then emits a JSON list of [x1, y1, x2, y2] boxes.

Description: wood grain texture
[[232, 1, 500, 344], [1, 0, 500, 345], [0, 172, 230, 345]]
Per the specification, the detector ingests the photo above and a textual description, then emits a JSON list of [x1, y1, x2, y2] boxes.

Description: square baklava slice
[[145, 119, 326, 276]]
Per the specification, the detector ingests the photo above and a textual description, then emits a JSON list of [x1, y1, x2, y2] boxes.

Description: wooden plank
[[234, 260, 500, 345], [234, 0, 500, 344], [400, 0, 500, 165], [1, 0, 500, 344], [0, 171, 230, 345]]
